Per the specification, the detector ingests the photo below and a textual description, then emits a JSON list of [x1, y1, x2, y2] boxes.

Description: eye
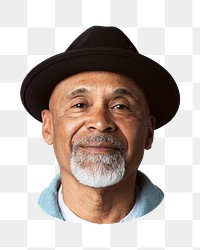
[[114, 104, 129, 110], [73, 103, 87, 108]]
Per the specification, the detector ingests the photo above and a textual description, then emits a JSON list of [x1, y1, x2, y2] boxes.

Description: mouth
[[79, 143, 120, 153]]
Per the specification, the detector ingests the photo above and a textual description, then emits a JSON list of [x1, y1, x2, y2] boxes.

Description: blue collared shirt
[[38, 170, 164, 222]]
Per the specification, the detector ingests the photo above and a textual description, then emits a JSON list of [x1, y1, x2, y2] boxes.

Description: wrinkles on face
[[49, 76, 149, 125]]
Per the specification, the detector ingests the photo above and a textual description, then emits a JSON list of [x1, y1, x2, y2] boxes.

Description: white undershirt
[[58, 185, 141, 223]]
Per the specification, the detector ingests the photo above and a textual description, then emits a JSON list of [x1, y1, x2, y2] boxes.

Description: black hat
[[21, 26, 180, 129]]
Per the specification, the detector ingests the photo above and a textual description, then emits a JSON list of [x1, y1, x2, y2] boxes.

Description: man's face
[[42, 71, 155, 188]]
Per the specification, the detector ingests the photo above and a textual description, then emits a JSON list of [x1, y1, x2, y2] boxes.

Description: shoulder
[[135, 170, 164, 218]]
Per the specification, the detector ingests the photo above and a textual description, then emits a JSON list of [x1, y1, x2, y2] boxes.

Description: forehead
[[51, 71, 145, 98]]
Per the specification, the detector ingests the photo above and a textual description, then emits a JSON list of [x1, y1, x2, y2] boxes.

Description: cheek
[[123, 122, 147, 164], [52, 116, 86, 167]]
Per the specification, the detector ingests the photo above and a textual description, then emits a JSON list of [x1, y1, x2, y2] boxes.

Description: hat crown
[[66, 26, 138, 52]]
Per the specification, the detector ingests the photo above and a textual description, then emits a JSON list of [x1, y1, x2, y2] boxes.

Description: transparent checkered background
[[0, 0, 199, 249]]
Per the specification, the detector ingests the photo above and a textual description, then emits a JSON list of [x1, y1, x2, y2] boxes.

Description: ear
[[145, 115, 156, 150], [41, 109, 53, 145]]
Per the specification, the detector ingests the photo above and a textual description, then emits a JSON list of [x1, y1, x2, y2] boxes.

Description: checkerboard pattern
[[0, 0, 199, 249]]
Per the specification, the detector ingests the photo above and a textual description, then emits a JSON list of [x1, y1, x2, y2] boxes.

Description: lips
[[73, 134, 127, 155], [79, 143, 120, 153]]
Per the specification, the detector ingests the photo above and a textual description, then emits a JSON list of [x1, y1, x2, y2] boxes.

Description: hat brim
[[21, 48, 180, 129]]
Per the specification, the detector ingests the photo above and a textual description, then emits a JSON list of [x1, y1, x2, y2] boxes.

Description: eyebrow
[[114, 88, 138, 101], [65, 88, 89, 99], [65, 87, 138, 101]]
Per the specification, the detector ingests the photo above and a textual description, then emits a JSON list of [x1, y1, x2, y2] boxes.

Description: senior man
[[21, 26, 180, 223]]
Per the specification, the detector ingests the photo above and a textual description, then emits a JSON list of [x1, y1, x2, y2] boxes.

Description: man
[[21, 26, 180, 223]]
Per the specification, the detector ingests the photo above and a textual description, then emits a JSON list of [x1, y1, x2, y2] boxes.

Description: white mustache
[[73, 134, 127, 154]]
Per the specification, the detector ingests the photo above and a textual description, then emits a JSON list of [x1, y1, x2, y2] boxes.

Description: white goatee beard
[[70, 135, 127, 188]]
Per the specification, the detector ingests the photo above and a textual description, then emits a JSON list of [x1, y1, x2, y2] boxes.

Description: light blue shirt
[[38, 170, 164, 222]]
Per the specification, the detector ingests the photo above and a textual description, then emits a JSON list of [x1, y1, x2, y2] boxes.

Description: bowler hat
[[21, 26, 180, 129]]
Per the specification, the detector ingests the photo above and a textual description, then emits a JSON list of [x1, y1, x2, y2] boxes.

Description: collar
[[38, 170, 164, 221]]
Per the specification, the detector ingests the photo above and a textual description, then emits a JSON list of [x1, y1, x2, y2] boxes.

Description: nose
[[86, 107, 117, 133]]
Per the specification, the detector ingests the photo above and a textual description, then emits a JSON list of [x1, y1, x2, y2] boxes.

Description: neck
[[60, 171, 137, 224]]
